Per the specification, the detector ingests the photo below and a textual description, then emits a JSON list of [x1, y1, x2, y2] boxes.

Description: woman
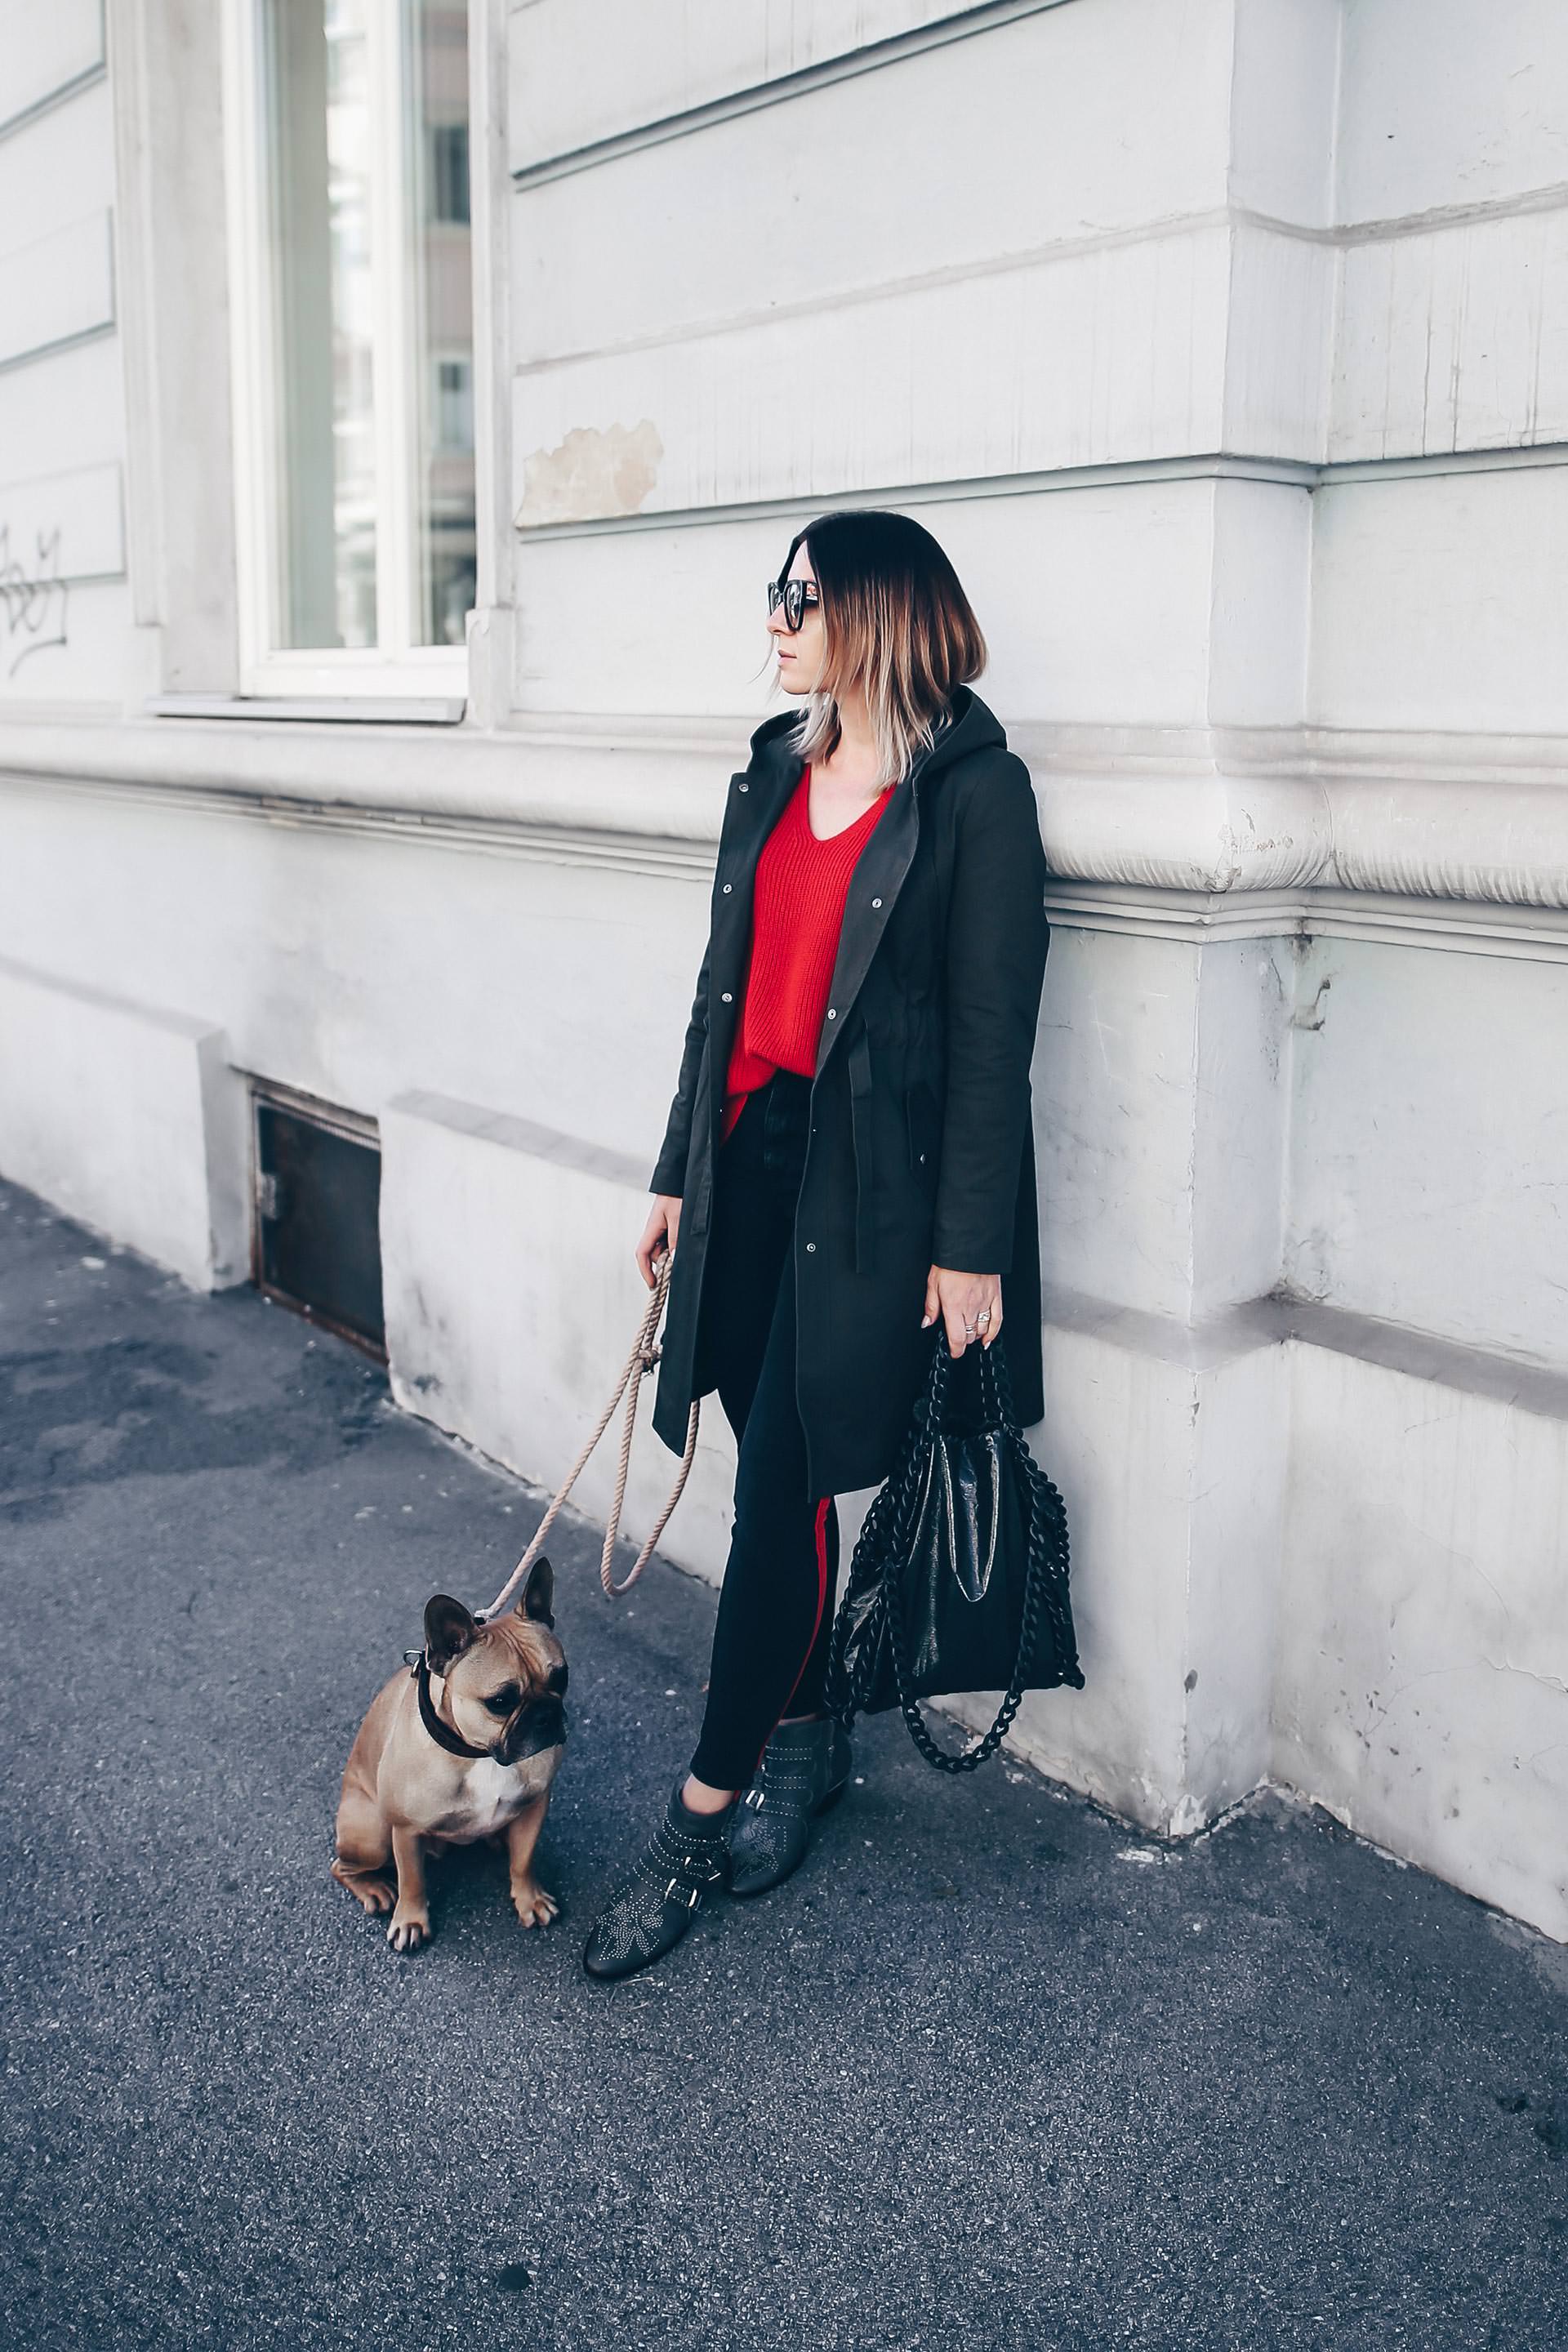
[[581, 510, 1050, 1982]]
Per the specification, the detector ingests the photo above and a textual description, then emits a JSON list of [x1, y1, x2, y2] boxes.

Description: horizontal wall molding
[[0, 461, 123, 583], [506, 189, 1567, 529], [513, 439, 1568, 542], [0, 0, 105, 140], [1316, 439, 1568, 487], [148, 694, 466, 727], [358, 1086, 1568, 1423], [514, 205, 1238, 381], [0, 209, 115, 374], [1325, 173, 1568, 252], [1044, 1282, 1568, 1425], [5, 709, 1568, 914], [0, 708, 732, 853], [1041, 883, 1568, 966], [513, 194, 1566, 383], [512, 219, 1234, 529], [0, 944, 214, 1039], [0, 765, 720, 883], [386, 1088, 651, 1196], [510, 0, 1072, 187], [510, 0, 1568, 261]]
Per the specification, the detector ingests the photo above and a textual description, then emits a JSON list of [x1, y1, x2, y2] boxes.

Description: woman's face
[[767, 541, 826, 696]]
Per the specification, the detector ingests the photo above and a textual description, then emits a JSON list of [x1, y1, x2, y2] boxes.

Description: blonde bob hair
[[778, 509, 987, 786]]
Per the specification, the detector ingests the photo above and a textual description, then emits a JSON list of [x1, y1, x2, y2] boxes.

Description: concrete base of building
[[0, 952, 250, 1294]]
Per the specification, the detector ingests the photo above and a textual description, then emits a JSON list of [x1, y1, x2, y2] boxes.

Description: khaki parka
[[649, 685, 1050, 1499]]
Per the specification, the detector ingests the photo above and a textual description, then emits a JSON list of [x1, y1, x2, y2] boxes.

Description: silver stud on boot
[[728, 1715, 852, 1897]]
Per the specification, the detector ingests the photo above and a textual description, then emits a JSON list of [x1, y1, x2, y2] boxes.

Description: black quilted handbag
[[822, 1329, 1084, 1771]]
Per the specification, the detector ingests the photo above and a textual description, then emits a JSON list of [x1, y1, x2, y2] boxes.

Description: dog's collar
[[411, 1650, 493, 1761]]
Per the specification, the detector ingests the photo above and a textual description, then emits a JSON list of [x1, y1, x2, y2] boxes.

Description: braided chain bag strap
[[823, 1329, 1080, 1774], [819, 1339, 960, 1729]]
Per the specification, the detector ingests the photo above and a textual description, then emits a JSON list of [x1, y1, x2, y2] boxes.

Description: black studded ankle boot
[[581, 1778, 737, 1981], [728, 1715, 853, 1897]]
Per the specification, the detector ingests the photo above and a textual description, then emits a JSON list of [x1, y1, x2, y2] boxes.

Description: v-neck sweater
[[719, 766, 895, 1144]]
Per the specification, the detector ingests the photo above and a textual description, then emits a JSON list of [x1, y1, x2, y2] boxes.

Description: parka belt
[[848, 1027, 875, 1277]]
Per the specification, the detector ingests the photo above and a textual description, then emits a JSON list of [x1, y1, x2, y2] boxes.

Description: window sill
[[145, 693, 467, 727]]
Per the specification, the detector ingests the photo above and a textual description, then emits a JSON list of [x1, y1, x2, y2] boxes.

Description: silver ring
[[977, 1307, 991, 1327], [964, 1322, 978, 1340]]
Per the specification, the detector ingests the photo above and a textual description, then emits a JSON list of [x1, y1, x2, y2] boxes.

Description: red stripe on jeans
[[750, 1495, 831, 1777]]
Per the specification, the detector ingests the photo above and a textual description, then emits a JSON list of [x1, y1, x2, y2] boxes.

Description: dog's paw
[[332, 1861, 396, 1917], [510, 1876, 561, 1930], [386, 1906, 431, 1953]]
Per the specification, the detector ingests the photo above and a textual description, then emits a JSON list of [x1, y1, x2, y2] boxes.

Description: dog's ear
[[424, 1593, 479, 1673], [515, 1556, 555, 1627]]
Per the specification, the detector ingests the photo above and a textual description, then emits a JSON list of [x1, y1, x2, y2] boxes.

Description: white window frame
[[219, 0, 472, 701]]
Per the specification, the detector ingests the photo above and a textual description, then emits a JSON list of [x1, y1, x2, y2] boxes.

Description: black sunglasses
[[767, 577, 821, 632]]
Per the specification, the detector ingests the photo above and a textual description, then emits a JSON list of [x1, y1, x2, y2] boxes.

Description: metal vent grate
[[250, 1083, 385, 1359]]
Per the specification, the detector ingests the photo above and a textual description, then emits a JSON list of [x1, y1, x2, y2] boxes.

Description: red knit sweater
[[720, 766, 894, 1143]]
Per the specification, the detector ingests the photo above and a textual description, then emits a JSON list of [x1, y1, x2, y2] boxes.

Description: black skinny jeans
[[687, 1071, 842, 1791]]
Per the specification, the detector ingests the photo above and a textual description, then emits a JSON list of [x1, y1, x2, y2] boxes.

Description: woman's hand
[[636, 1195, 683, 1289], [922, 1267, 1003, 1356]]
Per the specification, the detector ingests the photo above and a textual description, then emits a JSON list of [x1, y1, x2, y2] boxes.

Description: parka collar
[[744, 683, 1005, 794], [720, 688, 1012, 1104]]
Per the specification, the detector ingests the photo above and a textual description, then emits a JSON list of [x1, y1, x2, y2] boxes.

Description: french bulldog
[[331, 1557, 568, 1952]]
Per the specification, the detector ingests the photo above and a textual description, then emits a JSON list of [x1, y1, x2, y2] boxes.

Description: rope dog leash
[[477, 1251, 700, 1614]]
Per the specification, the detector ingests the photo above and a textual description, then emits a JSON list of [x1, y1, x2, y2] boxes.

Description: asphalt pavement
[[1, 1172, 1565, 2352]]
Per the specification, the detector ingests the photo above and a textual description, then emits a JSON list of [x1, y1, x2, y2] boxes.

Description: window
[[222, 0, 475, 697]]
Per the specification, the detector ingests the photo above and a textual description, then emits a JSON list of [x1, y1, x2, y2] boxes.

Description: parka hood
[[747, 684, 1006, 785]]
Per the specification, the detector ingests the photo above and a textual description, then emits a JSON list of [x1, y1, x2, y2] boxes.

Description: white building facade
[[2, 0, 1566, 1939]]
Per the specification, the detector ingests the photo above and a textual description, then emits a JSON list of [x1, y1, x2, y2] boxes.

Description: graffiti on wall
[[0, 522, 69, 677]]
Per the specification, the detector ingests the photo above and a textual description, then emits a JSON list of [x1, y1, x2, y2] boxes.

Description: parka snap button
[[805, 1242, 817, 1253], [720, 991, 733, 1004], [826, 1007, 836, 1019], [871, 897, 883, 908], [722, 883, 732, 893], [738, 782, 748, 792]]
